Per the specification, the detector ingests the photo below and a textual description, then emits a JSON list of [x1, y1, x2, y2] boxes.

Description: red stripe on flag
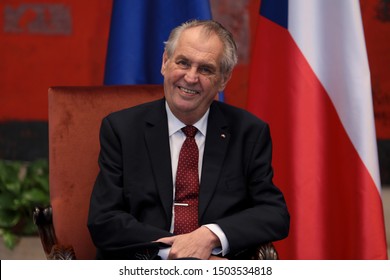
[[248, 16, 387, 259]]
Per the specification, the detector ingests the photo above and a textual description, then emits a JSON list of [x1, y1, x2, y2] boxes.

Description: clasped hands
[[156, 226, 227, 260]]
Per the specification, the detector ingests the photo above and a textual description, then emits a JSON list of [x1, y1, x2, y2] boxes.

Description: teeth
[[179, 87, 198, 94]]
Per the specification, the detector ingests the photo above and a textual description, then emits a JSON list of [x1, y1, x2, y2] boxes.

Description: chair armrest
[[33, 206, 278, 260], [33, 206, 76, 260], [254, 242, 279, 260]]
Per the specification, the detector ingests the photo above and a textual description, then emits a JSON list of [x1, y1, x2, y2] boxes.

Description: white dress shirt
[[158, 102, 230, 259]]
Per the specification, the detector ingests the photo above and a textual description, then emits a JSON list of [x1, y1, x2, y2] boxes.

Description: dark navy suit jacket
[[87, 98, 290, 259]]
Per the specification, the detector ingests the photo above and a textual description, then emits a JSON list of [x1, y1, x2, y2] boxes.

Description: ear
[[161, 51, 169, 75], [218, 71, 232, 92]]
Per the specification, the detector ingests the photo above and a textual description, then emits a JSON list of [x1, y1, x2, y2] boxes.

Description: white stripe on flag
[[287, 0, 381, 191]]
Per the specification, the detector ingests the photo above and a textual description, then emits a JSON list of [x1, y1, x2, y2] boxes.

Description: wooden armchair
[[33, 85, 278, 260]]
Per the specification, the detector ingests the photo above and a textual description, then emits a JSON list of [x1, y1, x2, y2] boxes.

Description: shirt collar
[[165, 101, 209, 137]]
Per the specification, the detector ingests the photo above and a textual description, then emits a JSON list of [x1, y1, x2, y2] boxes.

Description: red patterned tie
[[174, 125, 199, 235]]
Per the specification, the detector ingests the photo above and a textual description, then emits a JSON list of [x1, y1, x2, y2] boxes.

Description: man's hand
[[156, 226, 224, 260], [208, 255, 227, 260]]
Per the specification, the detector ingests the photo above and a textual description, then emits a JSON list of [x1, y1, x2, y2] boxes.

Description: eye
[[176, 59, 190, 68], [198, 66, 214, 75]]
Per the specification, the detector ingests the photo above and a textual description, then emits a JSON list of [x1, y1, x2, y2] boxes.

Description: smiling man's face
[[161, 26, 229, 125]]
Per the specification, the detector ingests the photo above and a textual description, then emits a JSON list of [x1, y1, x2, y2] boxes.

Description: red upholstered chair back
[[48, 85, 164, 259]]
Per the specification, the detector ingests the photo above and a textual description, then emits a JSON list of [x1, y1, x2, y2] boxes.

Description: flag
[[104, 0, 212, 85], [247, 0, 388, 259]]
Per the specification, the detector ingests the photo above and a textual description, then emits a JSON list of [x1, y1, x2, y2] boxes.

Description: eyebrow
[[175, 55, 218, 71]]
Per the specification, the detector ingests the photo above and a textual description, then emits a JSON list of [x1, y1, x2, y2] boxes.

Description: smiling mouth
[[178, 86, 200, 95]]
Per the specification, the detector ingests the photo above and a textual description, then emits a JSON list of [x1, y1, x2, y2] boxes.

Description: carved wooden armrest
[[33, 206, 76, 260], [33, 206, 278, 260], [253, 242, 279, 260]]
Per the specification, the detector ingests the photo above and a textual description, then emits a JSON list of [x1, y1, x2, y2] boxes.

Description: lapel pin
[[221, 133, 226, 139]]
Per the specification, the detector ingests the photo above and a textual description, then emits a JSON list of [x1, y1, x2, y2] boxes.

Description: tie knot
[[182, 125, 197, 138]]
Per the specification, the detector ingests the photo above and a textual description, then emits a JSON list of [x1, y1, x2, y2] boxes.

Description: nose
[[184, 67, 199, 83]]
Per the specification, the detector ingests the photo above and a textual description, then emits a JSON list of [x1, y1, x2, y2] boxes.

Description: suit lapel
[[143, 100, 230, 225], [199, 102, 230, 220], [144, 99, 173, 223]]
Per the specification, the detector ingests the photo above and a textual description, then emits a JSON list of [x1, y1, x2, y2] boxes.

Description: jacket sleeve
[[214, 124, 290, 255], [87, 116, 172, 253]]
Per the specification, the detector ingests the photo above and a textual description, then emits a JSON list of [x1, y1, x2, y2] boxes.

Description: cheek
[[205, 76, 223, 91], [165, 67, 184, 83]]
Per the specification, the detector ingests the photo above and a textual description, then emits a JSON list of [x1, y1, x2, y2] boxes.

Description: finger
[[156, 236, 176, 245]]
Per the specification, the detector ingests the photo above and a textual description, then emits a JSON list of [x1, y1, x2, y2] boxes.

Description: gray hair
[[164, 20, 238, 78]]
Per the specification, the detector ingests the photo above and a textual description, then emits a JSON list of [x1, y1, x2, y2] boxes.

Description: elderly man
[[88, 20, 289, 260]]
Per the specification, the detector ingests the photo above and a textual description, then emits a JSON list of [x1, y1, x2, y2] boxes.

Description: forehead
[[173, 26, 224, 61]]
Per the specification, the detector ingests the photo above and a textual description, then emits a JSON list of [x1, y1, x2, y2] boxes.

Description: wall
[[0, 0, 111, 159], [361, 0, 390, 184], [0, 0, 389, 183]]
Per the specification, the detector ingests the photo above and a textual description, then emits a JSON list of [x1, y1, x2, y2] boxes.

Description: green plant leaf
[[0, 159, 49, 247], [20, 218, 38, 236], [0, 192, 18, 210], [21, 188, 50, 205], [4, 181, 22, 194], [0, 209, 21, 228], [0, 229, 20, 250], [0, 161, 21, 187]]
